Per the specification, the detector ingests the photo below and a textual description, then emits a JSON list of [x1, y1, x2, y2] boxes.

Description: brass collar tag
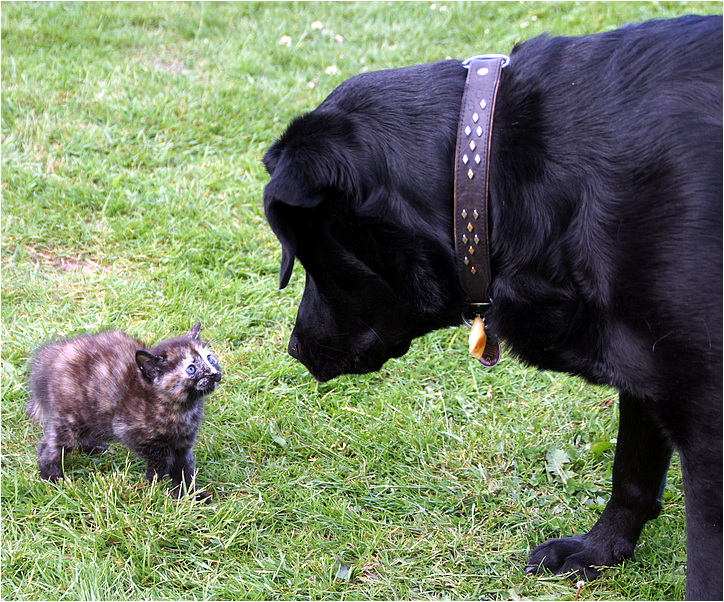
[[468, 316, 501, 367]]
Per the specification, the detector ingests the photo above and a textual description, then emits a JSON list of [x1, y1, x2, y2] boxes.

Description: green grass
[[2, 2, 719, 600]]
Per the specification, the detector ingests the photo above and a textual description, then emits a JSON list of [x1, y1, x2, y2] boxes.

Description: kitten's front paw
[[170, 483, 212, 503], [194, 490, 212, 504]]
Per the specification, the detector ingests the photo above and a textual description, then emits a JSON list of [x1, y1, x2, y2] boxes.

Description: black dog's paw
[[526, 533, 634, 581]]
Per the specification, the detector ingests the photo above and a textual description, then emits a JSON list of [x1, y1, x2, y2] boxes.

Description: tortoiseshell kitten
[[27, 323, 222, 500]]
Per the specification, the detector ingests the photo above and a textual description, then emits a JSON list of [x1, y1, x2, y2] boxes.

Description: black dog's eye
[[186, 365, 196, 375]]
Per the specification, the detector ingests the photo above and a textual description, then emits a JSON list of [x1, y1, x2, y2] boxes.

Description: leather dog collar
[[454, 54, 508, 367], [453, 54, 508, 308]]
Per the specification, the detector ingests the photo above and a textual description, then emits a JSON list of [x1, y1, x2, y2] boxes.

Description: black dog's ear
[[135, 350, 165, 381], [263, 110, 360, 288], [278, 247, 295, 290], [263, 156, 326, 289], [263, 163, 325, 209]]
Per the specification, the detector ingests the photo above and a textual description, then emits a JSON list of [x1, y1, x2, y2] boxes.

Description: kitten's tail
[[26, 396, 46, 423], [27, 354, 50, 424]]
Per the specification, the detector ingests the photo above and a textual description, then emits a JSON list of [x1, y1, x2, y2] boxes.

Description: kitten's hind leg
[[37, 431, 68, 482], [37, 418, 86, 481], [80, 440, 108, 455]]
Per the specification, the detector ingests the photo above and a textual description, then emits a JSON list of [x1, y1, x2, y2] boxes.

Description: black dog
[[263, 16, 722, 600]]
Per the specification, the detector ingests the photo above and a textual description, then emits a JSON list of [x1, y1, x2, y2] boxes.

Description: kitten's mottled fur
[[27, 323, 222, 500]]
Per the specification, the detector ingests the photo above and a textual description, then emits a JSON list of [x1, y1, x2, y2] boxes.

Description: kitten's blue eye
[[207, 354, 217, 366], [186, 365, 196, 375]]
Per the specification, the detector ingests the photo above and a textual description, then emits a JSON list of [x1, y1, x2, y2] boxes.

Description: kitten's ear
[[187, 323, 202, 340], [135, 350, 165, 381]]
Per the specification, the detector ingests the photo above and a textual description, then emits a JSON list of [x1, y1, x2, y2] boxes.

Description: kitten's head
[[135, 323, 223, 404]]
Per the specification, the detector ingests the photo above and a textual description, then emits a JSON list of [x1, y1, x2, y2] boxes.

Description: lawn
[[2, 2, 720, 600]]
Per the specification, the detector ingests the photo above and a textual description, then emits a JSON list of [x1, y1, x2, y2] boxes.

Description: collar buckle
[[462, 54, 510, 69]]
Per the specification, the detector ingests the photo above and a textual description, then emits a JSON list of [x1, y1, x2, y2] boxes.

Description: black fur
[[263, 16, 722, 600]]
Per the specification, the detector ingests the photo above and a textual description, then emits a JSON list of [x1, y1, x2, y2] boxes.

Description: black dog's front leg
[[678, 397, 722, 601], [527, 391, 672, 580]]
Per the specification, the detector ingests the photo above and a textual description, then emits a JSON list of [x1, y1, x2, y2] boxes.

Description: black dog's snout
[[288, 336, 300, 359]]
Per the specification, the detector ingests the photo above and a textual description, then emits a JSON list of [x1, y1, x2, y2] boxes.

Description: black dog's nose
[[288, 336, 300, 359]]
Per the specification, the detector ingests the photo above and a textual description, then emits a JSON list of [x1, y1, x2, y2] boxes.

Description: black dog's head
[[263, 61, 469, 381]]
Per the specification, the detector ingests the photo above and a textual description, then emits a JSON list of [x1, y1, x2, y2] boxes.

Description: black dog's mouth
[[388, 341, 412, 360], [298, 339, 412, 383]]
